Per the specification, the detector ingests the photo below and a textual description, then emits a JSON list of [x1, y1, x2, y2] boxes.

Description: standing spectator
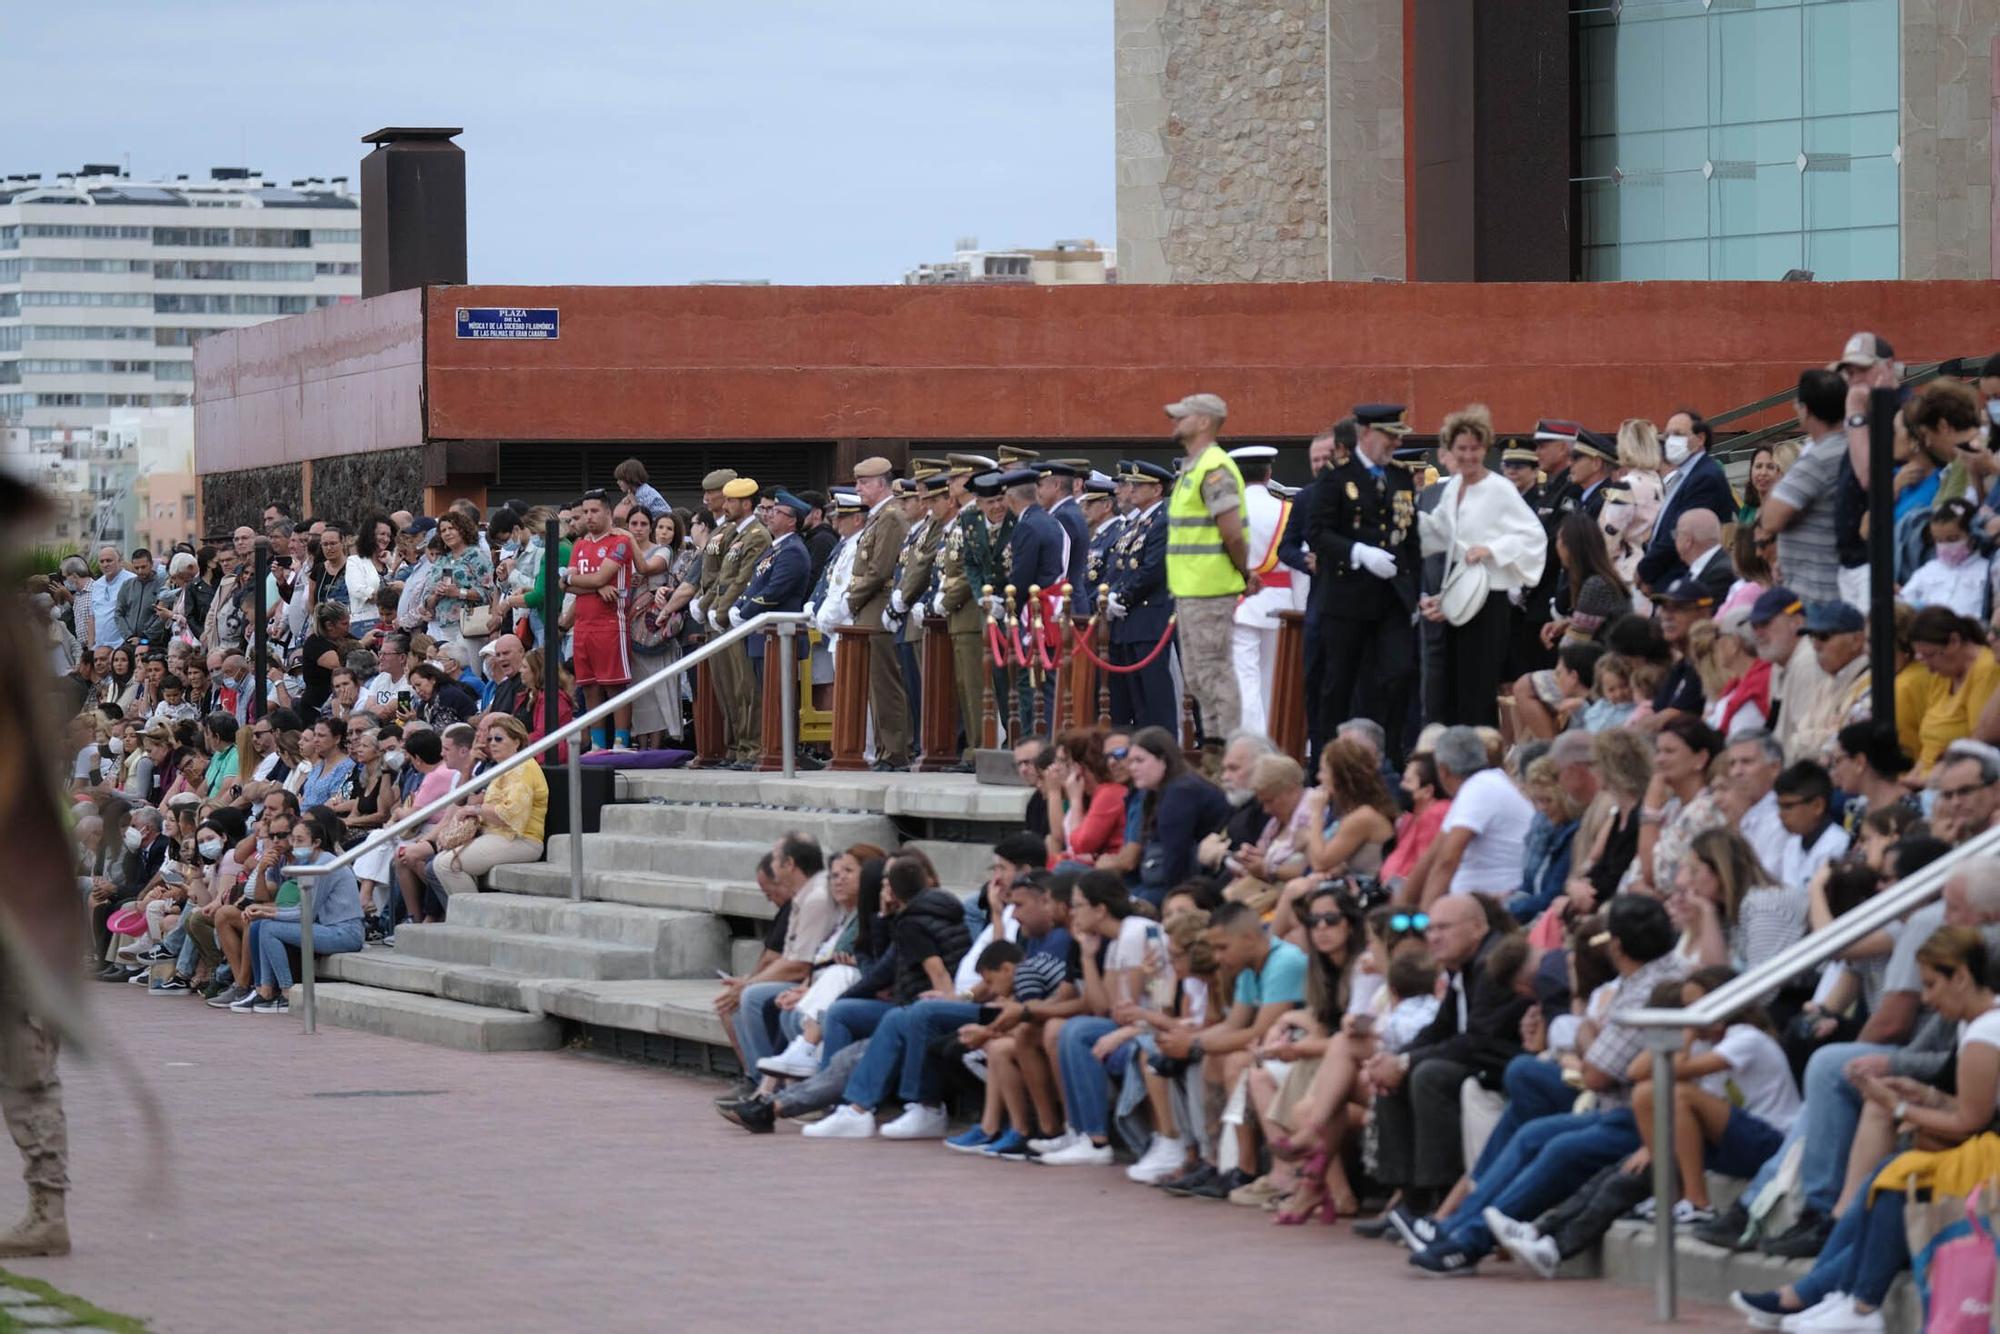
[[562, 490, 637, 752], [115, 548, 166, 648], [613, 458, 671, 520], [1759, 369, 1852, 604], [89, 545, 132, 647], [1637, 407, 1733, 594], [425, 510, 493, 651], [298, 603, 352, 720]]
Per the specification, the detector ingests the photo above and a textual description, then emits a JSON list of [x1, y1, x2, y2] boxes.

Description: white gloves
[[803, 600, 817, 620], [890, 590, 908, 616], [983, 595, 1005, 621], [1351, 544, 1398, 580], [689, 596, 705, 622], [1105, 591, 1129, 620], [1507, 587, 1526, 608], [708, 610, 724, 632]]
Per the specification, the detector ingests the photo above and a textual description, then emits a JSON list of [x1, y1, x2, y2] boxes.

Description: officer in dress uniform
[[889, 462, 945, 739], [1500, 440, 1558, 680], [1103, 460, 1176, 733], [729, 490, 814, 754], [1227, 444, 1294, 737], [1036, 460, 1092, 618], [1307, 404, 1422, 760], [1082, 471, 1124, 593], [999, 466, 1065, 727], [1279, 421, 1349, 760], [708, 477, 770, 766], [846, 456, 912, 770]]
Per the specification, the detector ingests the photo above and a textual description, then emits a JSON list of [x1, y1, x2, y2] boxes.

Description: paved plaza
[[5, 990, 1736, 1333]]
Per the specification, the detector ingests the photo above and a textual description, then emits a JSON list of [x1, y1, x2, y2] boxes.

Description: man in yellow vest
[[1164, 392, 1255, 749]]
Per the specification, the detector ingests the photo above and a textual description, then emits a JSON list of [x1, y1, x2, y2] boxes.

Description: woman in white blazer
[[1418, 404, 1548, 726]]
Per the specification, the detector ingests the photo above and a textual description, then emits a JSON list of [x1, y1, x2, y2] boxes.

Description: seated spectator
[[1689, 611, 1770, 739], [716, 834, 835, 1077], [1580, 651, 1639, 733], [1419, 725, 1536, 906], [1828, 719, 1918, 835], [1929, 738, 2000, 846], [427, 715, 549, 901], [1506, 755, 1581, 925], [1671, 827, 1807, 972], [227, 807, 365, 1014], [1773, 759, 1850, 890], [298, 717, 355, 809], [1044, 727, 1128, 868], [410, 660, 478, 728], [1205, 731, 1280, 859], [387, 727, 465, 928], [1788, 601, 1874, 765], [1899, 495, 1988, 619], [1126, 725, 1233, 906], [1627, 715, 1725, 895], [1216, 754, 1315, 917], [1379, 750, 1447, 899], [1639, 580, 1716, 730], [1722, 729, 1790, 876], [1733, 925, 2000, 1329], [1291, 738, 1397, 896], [1906, 605, 2000, 776]]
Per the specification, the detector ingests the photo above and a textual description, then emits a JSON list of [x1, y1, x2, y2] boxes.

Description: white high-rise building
[[0, 165, 362, 436]]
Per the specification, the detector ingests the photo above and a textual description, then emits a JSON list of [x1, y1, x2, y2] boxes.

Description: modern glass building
[[1577, 0, 1902, 280]]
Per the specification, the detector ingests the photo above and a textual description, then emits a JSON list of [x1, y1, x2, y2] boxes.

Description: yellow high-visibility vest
[[1166, 443, 1246, 597]]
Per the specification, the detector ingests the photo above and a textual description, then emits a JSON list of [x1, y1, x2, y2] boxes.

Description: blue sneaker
[[1407, 1242, 1479, 1277], [981, 1128, 1030, 1160], [945, 1126, 1000, 1154]]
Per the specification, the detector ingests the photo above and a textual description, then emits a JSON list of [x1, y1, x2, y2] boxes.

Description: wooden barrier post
[[1028, 585, 1046, 740], [1270, 610, 1307, 766], [829, 625, 875, 771], [980, 584, 999, 748], [691, 638, 727, 767], [1094, 583, 1113, 728], [1003, 585, 1022, 743], [1063, 612, 1093, 734], [755, 630, 790, 772], [914, 615, 960, 771]]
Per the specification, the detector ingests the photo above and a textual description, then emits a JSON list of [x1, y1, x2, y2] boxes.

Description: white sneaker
[[1780, 1296, 1852, 1332], [756, 1037, 822, 1079], [1483, 1206, 1538, 1252], [1790, 1297, 1881, 1333], [1126, 1136, 1186, 1183], [1037, 1137, 1114, 1166], [800, 1104, 876, 1139], [1028, 1129, 1080, 1155], [879, 1104, 949, 1140]]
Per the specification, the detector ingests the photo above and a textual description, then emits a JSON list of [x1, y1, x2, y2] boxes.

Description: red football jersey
[[569, 533, 631, 629]]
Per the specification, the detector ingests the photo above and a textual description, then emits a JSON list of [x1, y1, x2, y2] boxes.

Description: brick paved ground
[[3, 990, 1736, 1334]]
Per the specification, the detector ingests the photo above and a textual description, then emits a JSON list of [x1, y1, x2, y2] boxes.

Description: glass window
[[1575, 0, 1899, 280]]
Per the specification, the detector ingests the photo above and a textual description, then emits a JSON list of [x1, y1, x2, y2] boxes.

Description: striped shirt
[[1012, 951, 1069, 1004], [1767, 431, 1846, 603]]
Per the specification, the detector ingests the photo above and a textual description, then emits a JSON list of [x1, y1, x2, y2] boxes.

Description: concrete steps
[[290, 983, 562, 1053], [905, 838, 992, 891], [523, 978, 729, 1045], [598, 802, 897, 849], [618, 769, 1032, 822], [544, 833, 783, 882], [391, 923, 655, 981], [489, 862, 777, 920], [1592, 1222, 1917, 1331]]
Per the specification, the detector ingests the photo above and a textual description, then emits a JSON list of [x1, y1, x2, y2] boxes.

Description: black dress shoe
[[1758, 1209, 1832, 1259], [1160, 1163, 1218, 1196], [1186, 1167, 1252, 1200], [717, 1096, 775, 1134], [1694, 1199, 1754, 1251], [870, 760, 906, 773]]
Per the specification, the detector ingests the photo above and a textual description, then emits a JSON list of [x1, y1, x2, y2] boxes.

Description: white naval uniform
[[1230, 482, 1300, 736]]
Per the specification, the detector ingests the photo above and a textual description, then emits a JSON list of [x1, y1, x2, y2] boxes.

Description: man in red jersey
[[561, 489, 635, 751]]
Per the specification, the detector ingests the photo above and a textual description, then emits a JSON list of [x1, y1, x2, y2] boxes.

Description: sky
[[9, 1, 1114, 285]]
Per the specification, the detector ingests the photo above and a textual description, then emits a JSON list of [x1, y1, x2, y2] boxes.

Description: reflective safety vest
[[1166, 444, 1246, 597]]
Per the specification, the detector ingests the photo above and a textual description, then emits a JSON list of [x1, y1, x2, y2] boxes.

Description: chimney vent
[[359, 127, 466, 298]]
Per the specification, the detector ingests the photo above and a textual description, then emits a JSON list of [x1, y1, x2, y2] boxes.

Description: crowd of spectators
[[33, 338, 2000, 1328]]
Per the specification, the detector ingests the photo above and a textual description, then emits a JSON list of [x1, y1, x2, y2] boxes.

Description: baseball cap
[[1165, 392, 1228, 420], [1836, 332, 1896, 370], [1748, 586, 1805, 626], [1802, 601, 1865, 635]]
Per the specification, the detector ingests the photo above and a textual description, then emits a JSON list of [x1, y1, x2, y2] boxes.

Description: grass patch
[[0, 1268, 147, 1332]]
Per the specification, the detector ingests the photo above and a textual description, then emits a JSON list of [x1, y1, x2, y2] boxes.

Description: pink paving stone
[[4, 989, 1737, 1333]]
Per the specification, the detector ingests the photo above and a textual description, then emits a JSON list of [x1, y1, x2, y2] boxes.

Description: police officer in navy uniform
[[994, 467, 1065, 725], [1526, 419, 1583, 526], [1103, 460, 1175, 732], [1280, 419, 1354, 760], [1501, 439, 1559, 680], [1306, 403, 1422, 759], [1082, 471, 1124, 594], [1037, 460, 1093, 617]]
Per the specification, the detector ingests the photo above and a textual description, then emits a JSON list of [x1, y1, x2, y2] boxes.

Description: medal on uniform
[[1345, 481, 1360, 500]]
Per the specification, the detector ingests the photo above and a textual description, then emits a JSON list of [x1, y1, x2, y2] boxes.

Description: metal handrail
[[1709, 356, 1965, 466], [1618, 813, 2000, 1321], [279, 610, 809, 1034]]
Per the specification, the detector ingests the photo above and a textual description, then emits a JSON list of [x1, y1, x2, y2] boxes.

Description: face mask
[[124, 827, 143, 851], [1987, 398, 2000, 426], [383, 749, 406, 772], [1663, 434, 1691, 466], [1937, 540, 1973, 567], [107, 736, 125, 756], [197, 837, 224, 861]]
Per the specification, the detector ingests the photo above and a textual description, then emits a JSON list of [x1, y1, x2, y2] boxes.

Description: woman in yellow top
[[1905, 606, 2000, 776], [431, 714, 549, 897]]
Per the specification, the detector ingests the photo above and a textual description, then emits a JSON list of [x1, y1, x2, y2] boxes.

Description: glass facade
[[1576, 0, 1899, 280]]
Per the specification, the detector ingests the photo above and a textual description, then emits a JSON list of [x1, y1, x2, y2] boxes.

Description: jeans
[[1797, 1041, 1894, 1214], [1057, 1016, 1130, 1139], [820, 998, 894, 1065], [841, 1000, 985, 1109], [1792, 1154, 1909, 1309], [1442, 1107, 1640, 1257], [1470, 1055, 1575, 1181], [247, 917, 365, 990], [732, 981, 794, 1072]]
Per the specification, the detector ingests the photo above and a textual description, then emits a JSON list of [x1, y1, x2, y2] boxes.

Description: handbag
[[628, 594, 682, 652], [459, 604, 496, 638], [1913, 1186, 1999, 1333], [436, 812, 479, 852]]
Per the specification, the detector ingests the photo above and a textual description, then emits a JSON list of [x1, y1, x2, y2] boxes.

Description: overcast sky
[[12, 1, 1113, 285]]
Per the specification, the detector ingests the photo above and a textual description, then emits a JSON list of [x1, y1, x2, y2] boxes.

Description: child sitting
[[1378, 938, 1443, 1053], [1580, 653, 1638, 733], [1898, 496, 1989, 620], [149, 674, 201, 727]]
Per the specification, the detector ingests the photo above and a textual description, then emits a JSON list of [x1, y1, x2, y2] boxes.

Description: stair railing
[[282, 611, 811, 1035]]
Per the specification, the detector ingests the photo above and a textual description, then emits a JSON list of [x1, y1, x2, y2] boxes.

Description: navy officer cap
[[771, 490, 813, 518], [968, 471, 1008, 498], [1353, 403, 1413, 436], [1127, 460, 1173, 485]]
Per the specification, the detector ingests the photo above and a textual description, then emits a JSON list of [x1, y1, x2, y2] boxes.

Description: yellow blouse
[[485, 762, 548, 843]]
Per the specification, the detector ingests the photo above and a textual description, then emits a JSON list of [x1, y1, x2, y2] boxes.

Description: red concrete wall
[[194, 288, 425, 474], [421, 281, 1999, 447]]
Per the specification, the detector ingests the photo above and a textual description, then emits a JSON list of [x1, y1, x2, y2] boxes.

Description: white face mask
[[124, 826, 143, 851], [197, 837, 224, 861], [107, 736, 125, 756], [1987, 398, 2000, 426], [1663, 434, 1692, 466], [383, 749, 406, 772]]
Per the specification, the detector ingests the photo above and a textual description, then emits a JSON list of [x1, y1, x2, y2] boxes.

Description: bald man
[[483, 633, 526, 719], [1673, 508, 1735, 605]]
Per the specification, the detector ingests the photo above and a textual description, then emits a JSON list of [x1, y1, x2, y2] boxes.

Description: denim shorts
[[1704, 1106, 1784, 1180]]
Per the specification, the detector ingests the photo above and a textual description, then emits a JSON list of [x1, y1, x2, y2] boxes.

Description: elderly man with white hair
[[1418, 725, 1535, 907], [1674, 507, 1736, 605], [1200, 731, 1281, 867], [1706, 853, 2000, 1255]]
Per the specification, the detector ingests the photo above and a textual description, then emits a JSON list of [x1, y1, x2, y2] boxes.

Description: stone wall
[[198, 463, 302, 535], [312, 448, 425, 527], [1118, 0, 1334, 283], [1327, 0, 1406, 280], [1901, 1, 1997, 279]]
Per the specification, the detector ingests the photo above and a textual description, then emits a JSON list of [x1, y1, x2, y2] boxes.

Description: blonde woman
[[1601, 418, 1665, 588], [429, 715, 548, 897]]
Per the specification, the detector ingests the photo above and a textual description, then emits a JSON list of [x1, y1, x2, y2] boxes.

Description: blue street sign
[[454, 307, 560, 340]]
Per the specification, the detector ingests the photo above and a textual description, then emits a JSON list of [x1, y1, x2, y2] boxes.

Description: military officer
[[1500, 440, 1559, 680], [1103, 460, 1176, 733], [1227, 444, 1294, 736], [1279, 421, 1348, 759], [845, 456, 912, 769], [686, 468, 741, 761], [929, 473, 983, 760], [1082, 471, 1124, 594], [1307, 403, 1422, 759], [730, 490, 814, 753], [708, 477, 769, 766], [1568, 427, 1619, 520], [1529, 419, 1581, 524], [1035, 460, 1092, 618], [890, 462, 944, 737], [958, 468, 1015, 744]]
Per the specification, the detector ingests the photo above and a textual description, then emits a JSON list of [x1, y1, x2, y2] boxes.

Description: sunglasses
[[1302, 911, 1350, 928], [1106, 746, 1130, 760], [1390, 912, 1430, 934]]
